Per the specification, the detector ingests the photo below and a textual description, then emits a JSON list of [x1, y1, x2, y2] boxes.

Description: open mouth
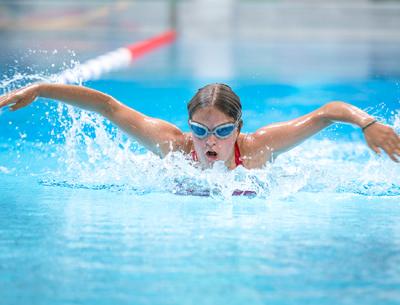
[[206, 150, 218, 159]]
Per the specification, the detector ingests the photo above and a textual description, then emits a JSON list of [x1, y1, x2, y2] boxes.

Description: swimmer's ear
[[238, 119, 243, 133]]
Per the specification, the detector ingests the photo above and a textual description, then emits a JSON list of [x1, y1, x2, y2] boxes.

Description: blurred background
[[1, 0, 400, 85]]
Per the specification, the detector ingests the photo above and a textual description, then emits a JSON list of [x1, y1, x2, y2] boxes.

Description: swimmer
[[0, 83, 399, 169]]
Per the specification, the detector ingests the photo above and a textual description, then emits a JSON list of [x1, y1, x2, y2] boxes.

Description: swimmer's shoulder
[[237, 133, 273, 169], [180, 132, 194, 154], [160, 132, 192, 156]]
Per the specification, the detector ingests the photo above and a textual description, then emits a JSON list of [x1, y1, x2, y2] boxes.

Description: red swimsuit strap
[[234, 142, 243, 166], [191, 142, 242, 167]]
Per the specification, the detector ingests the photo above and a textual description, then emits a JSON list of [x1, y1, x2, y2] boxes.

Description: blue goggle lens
[[189, 121, 237, 139], [216, 125, 235, 137], [191, 124, 207, 137]]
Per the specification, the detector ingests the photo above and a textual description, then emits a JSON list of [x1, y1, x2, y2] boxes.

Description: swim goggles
[[189, 120, 238, 139]]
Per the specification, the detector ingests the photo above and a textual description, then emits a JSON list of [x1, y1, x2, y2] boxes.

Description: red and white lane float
[[57, 30, 176, 84]]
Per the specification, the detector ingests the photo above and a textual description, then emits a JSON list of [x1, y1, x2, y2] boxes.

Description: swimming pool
[[1, 38, 400, 305]]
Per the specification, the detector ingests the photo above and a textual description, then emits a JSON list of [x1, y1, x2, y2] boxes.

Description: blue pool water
[[1, 42, 400, 305]]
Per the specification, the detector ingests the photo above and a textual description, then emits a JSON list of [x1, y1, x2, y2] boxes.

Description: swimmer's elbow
[[320, 101, 348, 123], [101, 97, 120, 117]]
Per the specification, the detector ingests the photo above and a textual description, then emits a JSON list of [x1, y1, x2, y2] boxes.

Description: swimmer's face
[[190, 106, 239, 168]]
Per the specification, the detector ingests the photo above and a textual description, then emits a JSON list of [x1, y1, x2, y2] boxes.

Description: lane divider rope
[[57, 30, 176, 84]]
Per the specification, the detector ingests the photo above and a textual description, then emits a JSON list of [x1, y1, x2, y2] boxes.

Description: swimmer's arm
[[101, 100, 186, 157], [0, 83, 115, 113], [251, 101, 400, 162], [322, 101, 400, 162], [42, 84, 187, 156], [0, 83, 186, 157]]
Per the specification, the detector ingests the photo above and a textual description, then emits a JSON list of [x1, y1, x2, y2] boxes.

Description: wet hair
[[187, 83, 243, 130]]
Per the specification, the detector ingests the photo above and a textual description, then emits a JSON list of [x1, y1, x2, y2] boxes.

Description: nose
[[206, 134, 218, 146]]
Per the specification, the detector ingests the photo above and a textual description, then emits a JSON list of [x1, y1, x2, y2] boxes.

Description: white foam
[[0, 166, 11, 174], [48, 105, 400, 200]]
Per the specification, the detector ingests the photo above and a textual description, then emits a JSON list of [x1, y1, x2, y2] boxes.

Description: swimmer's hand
[[0, 84, 40, 111], [363, 122, 400, 162]]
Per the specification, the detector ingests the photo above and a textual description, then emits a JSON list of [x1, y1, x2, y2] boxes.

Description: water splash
[[0, 166, 11, 174], [2, 96, 399, 200], [1, 49, 80, 94], [1, 60, 399, 199], [40, 104, 400, 200]]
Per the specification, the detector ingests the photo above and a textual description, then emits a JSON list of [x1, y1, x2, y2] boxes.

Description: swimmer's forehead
[[191, 106, 235, 126]]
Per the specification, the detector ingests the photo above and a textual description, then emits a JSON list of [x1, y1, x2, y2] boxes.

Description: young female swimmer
[[0, 83, 399, 169]]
